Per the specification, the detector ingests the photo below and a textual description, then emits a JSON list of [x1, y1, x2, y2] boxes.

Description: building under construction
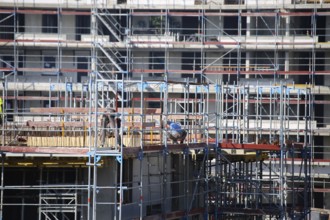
[[1, 0, 330, 219]]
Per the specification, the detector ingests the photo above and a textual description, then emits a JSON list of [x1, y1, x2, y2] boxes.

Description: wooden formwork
[[27, 135, 143, 148]]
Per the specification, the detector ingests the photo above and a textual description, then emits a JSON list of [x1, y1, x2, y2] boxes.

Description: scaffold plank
[[0, 146, 89, 154], [29, 107, 160, 114], [0, 9, 91, 15], [219, 143, 280, 151]]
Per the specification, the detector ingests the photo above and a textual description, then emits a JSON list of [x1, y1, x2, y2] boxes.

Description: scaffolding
[[3, 0, 330, 219]]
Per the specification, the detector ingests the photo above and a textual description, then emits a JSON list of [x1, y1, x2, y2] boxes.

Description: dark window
[[148, 93, 161, 108], [44, 56, 56, 68], [0, 14, 14, 39], [224, 0, 245, 4], [1, 55, 23, 75], [149, 51, 164, 77], [43, 100, 56, 108], [2, 56, 13, 68], [17, 14, 25, 33], [149, 16, 164, 34], [0, 14, 24, 39], [5, 100, 13, 121], [17, 55, 23, 75], [76, 15, 90, 40], [77, 57, 88, 82], [224, 16, 238, 35], [181, 16, 198, 36], [146, 204, 162, 215], [1, 56, 14, 75], [182, 52, 201, 82], [118, 158, 133, 203], [117, 91, 130, 107], [42, 14, 58, 33]]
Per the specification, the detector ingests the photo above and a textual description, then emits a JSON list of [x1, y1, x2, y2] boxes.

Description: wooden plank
[[26, 135, 142, 148], [30, 107, 105, 114], [167, 115, 203, 120], [0, 146, 89, 154], [30, 107, 161, 114], [26, 121, 93, 128], [120, 108, 160, 114], [124, 122, 156, 128], [219, 143, 280, 151]]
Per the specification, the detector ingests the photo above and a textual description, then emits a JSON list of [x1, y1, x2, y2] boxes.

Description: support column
[[324, 17, 330, 87], [284, 52, 290, 80], [245, 52, 251, 79], [245, 10, 252, 79], [246, 11, 251, 79], [323, 16, 330, 186], [96, 158, 117, 219], [285, 14, 290, 79], [0, 153, 4, 220]]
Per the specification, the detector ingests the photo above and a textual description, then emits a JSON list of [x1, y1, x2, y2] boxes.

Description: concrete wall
[[131, 51, 182, 80], [25, 14, 75, 39], [132, 51, 148, 74], [168, 51, 182, 79], [95, 159, 118, 220], [25, 14, 42, 33], [123, 154, 172, 218], [25, 50, 42, 77], [205, 16, 223, 38], [205, 52, 224, 82], [62, 15, 75, 40], [21, 49, 87, 83]]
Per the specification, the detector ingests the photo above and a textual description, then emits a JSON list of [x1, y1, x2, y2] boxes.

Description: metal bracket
[[137, 150, 144, 161], [203, 146, 208, 155], [116, 155, 122, 164], [162, 148, 169, 156], [215, 84, 221, 93], [95, 155, 101, 163], [183, 147, 189, 156]]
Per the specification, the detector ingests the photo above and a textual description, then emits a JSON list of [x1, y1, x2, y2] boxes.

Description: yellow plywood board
[[27, 135, 142, 148]]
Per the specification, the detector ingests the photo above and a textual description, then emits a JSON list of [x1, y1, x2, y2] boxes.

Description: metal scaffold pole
[[139, 75, 144, 219], [0, 153, 4, 220], [89, 0, 97, 219], [279, 82, 286, 219]]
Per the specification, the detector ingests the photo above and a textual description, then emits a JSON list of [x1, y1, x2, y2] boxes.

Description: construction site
[[1, 0, 330, 219]]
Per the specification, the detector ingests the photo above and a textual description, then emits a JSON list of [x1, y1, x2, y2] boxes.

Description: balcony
[[129, 34, 176, 42], [126, 0, 195, 5], [16, 33, 67, 41], [80, 34, 109, 43]]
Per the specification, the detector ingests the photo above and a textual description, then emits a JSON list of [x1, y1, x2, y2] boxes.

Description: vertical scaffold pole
[[89, 0, 97, 218], [139, 75, 144, 219], [279, 82, 286, 219], [0, 153, 4, 220], [162, 58, 169, 217]]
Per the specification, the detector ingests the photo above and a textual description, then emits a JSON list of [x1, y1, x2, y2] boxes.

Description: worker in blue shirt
[[167, 121, 187, 144]]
